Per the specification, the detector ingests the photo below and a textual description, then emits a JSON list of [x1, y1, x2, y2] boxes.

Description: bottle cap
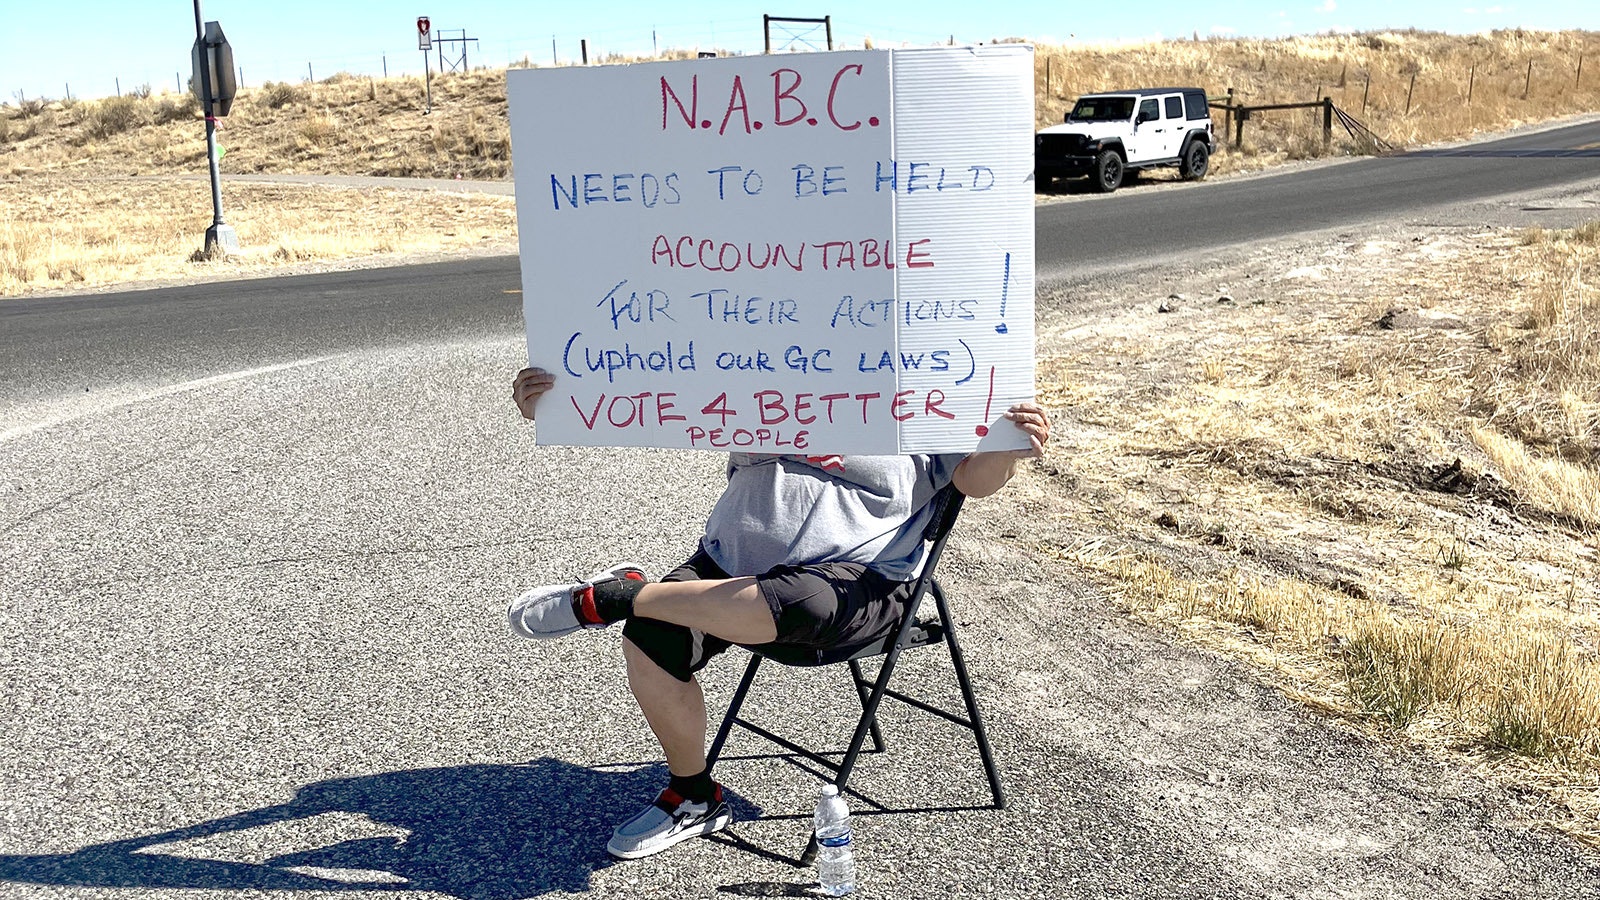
[[819, 783, 840, 797]]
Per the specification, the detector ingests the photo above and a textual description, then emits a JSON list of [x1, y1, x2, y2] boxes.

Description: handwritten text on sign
[[507, 46, 1035, 453]]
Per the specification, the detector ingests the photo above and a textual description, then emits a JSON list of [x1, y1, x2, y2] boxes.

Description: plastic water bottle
[[813, 783, 855, 896]]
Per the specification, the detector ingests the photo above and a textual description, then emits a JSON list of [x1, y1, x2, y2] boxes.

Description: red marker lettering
[[573, 395, 604, 430], [658, 393, 685, 424], [891, 390, 915, 422], [827, 64, 864, 131], [853, 391, 880, 423], [819, 392, 850, 423], [755, 390, 788, 425], [772, 68, 806, 126], [720, 75, 752, 135], [661, 75, 698, 130]]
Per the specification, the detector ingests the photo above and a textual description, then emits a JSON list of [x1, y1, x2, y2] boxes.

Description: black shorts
[[621, 547, 915, 682]]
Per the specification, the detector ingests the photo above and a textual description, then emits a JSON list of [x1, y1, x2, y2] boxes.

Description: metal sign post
[[418, 16, 432, 114], [191, 0, 238, 255]]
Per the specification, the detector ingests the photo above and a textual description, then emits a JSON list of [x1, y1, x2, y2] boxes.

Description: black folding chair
[[704, 484, 1008, 863]]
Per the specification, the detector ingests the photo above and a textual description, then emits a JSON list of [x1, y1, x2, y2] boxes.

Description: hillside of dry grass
[[1037, 28, 1600, 171], [1, 28, 1595, 183], [3, 28, 1596, 296]]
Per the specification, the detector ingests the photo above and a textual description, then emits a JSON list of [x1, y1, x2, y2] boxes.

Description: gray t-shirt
[[702, 453, 964, 581]]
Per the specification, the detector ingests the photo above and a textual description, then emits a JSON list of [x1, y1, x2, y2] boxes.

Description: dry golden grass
[[1034, 221, 1600, 840], [0, 177, 516, 294], [2, 29, 1594, 185], [0, 29, 1595, 294], [1035, 28, 1600, 175], [0, 69, 511, 180]]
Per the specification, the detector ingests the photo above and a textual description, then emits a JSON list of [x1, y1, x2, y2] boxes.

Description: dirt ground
[[1017, 215, 1600, 845]]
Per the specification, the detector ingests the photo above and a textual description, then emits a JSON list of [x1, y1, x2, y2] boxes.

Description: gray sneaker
[[606, 785, 732, 860], [507, 562, 648, 640]]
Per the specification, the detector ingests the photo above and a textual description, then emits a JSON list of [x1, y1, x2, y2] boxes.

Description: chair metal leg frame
[[705, 585, 1008, 866], [931, 582, 1008, 811], [703, 484, 1006, 865], [846, 658, 887, 754], [707, 654, 763, 769], [792, 636, 916, 866]]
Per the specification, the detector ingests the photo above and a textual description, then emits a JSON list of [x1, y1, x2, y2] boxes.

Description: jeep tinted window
[[1184, 90, 1208, 120], [1068, 97, 1136, 121], [1138, 99, 1159, 121], [1164, 96, 1183, 119]]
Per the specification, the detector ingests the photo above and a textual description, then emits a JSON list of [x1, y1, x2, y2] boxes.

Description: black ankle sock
[[668, 769, 717, 804], [590, 576, 645, 623]]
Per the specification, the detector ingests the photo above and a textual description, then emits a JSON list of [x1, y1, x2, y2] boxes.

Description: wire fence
[[9, 17, 996, 104]]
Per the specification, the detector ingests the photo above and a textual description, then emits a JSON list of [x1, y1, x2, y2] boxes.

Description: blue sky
[[7, 1, 1595, 102]]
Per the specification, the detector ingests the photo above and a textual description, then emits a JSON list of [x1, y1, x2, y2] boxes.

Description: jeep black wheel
[[1180, 141, 1210, 180], [1034, 173, 1053, 194], [1092, 150, 1124, 193]]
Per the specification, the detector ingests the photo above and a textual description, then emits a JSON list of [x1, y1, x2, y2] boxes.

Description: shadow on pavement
[[0, 759, 753, 899]]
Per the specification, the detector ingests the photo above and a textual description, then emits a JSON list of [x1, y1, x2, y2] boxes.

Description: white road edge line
[[0, 355, 343, 445]]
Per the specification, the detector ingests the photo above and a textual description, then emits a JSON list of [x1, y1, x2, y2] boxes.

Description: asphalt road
[[3, 124, 1600, 899], [6, 117, 1598, 397], [1035, 116, 1600, 280]]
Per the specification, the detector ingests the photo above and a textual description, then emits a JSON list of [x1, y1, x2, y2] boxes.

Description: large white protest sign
[[507, 45, 1034, 454]]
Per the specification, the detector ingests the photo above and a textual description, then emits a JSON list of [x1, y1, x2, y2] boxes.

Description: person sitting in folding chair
[[507, 365, 1051, 861]]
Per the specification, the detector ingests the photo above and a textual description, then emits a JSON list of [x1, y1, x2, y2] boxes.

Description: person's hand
[[512, 367, 555, 421], [1000, 402, 1050, 458], [952, 402, 1051, 498]]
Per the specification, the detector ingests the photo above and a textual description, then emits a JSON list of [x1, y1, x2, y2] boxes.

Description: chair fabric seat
[[751, 615, 948, 667]]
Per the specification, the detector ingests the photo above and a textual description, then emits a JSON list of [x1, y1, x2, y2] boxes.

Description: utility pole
[[192, 0, 237, 255], [419, 17, 433, 114]]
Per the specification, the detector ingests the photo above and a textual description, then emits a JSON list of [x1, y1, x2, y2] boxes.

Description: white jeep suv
[[1035, 87, 1215, 193]]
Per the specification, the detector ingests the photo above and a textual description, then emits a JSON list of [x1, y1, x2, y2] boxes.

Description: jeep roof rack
[[1080, 87, 1204, 97]]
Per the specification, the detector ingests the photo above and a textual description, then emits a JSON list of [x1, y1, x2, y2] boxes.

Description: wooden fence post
[[1405, 71, 1416, 114], [1468, 63, 1476, 105], [1578, 54, 1585, 87], [1235, 106, 1247, 149], [1525, 60, 1533, 99], [1323, 97, 1333, 146], [1362, 71, 1371, 113]]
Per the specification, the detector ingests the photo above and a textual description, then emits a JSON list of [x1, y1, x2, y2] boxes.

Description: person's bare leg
[[631, 577, 776, 645], [623, 637, 708, 776]]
